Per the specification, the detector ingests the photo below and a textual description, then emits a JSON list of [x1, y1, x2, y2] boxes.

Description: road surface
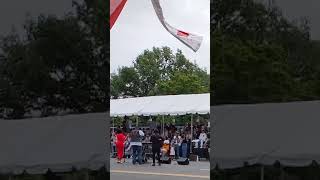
[[110, 158, 210, 180]]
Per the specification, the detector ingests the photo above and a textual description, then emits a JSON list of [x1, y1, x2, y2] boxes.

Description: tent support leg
[[280, 167, 285, 180], [85, 169, 90, 180], [190, 114, 193, 153], [162, 115, 164, 136], [112, 118, 115, 133], [260, 165, 264, 180], [136, 116, 138, 128]]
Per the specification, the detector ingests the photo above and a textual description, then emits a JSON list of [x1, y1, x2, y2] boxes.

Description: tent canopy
[[110, 93, 210, 117], [212, 101, 320, 169], [0, 113, 108, 174]]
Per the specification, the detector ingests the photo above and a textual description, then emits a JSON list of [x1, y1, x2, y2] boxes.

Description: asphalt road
[[111, 173, 208, 180], [110, 158, 210, 180]]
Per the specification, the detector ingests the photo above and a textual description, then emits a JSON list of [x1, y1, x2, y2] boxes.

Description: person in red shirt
[[115, 129, 126, 163]]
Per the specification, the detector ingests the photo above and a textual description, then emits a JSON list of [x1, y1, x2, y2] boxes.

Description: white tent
[[212, 101, 320, 170], [0, 113, 108, 174], [110, 93, 210, 117], [110, 93, 210, 143]]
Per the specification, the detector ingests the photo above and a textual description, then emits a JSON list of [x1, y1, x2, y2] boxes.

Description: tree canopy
[[111, 47, 209, 99], [211, 0, 320, 105], [0, 0, 108, 119]]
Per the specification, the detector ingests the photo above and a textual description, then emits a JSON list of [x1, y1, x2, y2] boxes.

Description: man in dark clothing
[[150, 129, 163, 166], [122, 120, 127, 133]]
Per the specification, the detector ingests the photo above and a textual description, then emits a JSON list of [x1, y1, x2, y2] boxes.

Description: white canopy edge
[[0, 112, 108, 174], [110, 93, 210, 117], [211, 101, 320, 169]]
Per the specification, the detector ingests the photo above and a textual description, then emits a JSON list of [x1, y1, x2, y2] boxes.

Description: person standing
[[130, 128, 144, 165], [171, 136, 178, 159], [150, 130, 163, 166], [177, 135, 182, 158], [181, 136, 188, 158], [115, 129, 126, 163], [111, 131, 117, 158], [125, 133, 132, 159]]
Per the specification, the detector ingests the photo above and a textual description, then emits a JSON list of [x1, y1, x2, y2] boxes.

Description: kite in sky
[[110, 0, 203, 52]]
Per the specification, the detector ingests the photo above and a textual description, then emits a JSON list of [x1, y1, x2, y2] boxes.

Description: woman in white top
[[199, 130, 207, 148]]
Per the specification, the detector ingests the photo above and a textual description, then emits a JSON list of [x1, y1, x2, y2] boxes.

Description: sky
[[110, 0, 211, 73], [261, 0, 320, 40], [0, 0, 319, 66], [0, 0, 76, 36]]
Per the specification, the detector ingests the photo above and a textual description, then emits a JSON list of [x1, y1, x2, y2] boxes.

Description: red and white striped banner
[[110, 0, 127, 29], [151, 0, 203, 52]]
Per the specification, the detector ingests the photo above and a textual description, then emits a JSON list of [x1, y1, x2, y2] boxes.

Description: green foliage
[[110, 67, 140, 98], [211, 0, 320, 104], [156, 71, 208, 95], [111, 47, 209, 98], [0, 0, 108, 119]]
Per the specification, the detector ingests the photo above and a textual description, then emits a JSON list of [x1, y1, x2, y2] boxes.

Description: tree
[[155, 71, 208, 95], [212, 32, 294, 104], [111, 47, 209, 98], [211, 0, 320, 104], [0, 0, 108, 119], [110, 67, 140, 98]]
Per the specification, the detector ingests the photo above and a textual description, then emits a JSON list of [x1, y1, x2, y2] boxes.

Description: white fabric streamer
[[151, 0, 203, 52]]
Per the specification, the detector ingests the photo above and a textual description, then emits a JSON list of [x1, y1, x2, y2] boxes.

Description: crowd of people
[[111, 121, 210, 166]]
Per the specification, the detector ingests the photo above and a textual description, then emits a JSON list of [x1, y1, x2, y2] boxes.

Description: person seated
[[161, 139, 170, 157], [199, 130, 207, 148]]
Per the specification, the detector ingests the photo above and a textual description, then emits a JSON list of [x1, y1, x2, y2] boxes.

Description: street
[[110, 158, 210, 180]]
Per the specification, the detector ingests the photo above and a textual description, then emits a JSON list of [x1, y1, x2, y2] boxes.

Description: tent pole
[[86, 169, 90, 180], [260, 165, 264, 180], [191, 114, 193, 153], [280, 166, 285, 180], [112, 118, 115, 133], [136, 116, 139, 128], [162, 115, 165, 137]]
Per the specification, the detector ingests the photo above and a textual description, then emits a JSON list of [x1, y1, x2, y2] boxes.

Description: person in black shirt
[[150, 129, 163, 166]]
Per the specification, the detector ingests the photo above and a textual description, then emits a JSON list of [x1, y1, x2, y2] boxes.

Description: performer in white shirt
[[199, 130, 207, 148]]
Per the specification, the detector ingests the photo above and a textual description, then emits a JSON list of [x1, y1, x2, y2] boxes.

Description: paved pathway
[[110, 158, 210, 180]]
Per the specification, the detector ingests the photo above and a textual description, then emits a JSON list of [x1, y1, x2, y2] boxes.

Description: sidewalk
[[110, 158, 210, 177]]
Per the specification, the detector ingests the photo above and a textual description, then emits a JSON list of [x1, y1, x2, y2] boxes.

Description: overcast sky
[[0, 0, 75, 36], [262, 0, 320, 40], [0, 0, 319, 67], [110, 0, 210, 73]]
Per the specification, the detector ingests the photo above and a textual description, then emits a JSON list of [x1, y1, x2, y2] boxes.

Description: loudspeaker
[[160, 156, 171, 164], [177, 158, 189, 165], [189, 154, 198, 161]]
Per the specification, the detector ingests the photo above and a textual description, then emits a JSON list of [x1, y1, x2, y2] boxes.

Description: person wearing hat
[[150, 129, 163, 166]]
